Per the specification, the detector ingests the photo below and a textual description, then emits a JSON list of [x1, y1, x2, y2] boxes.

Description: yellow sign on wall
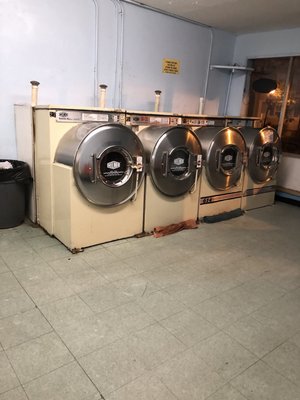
[[162, 58, 180, 74]]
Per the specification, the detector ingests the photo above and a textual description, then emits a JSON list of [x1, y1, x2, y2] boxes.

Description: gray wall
[[0, 0, 236, 159]]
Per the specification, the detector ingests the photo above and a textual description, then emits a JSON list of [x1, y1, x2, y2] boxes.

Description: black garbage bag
[[0, 159, 32, 184], [0, 160, 32, 228]]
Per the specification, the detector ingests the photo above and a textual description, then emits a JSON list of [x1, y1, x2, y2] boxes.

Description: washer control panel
[[50, 110, 126, 124]]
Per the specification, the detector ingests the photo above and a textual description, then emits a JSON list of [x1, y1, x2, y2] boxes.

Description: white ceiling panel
[[127, 0, 300, 33]]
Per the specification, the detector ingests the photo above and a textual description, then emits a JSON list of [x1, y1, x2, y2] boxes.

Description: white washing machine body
[[239, 126, 281, 210], [195, 126, 247, 218], [34, 106, 145, 251]]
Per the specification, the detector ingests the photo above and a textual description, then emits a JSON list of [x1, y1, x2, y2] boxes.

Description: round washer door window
[[99, 147, 132, 187], [260, 144, 275, 168], [220, 145, 239, 174], [168, 147, 190, 178]]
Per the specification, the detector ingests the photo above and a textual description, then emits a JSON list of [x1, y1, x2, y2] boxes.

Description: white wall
[[122, 3, 211, 113], [205, 29, 236, 115], [0, 0, 96, 159], [277, 155, 300, 193], [98, 2, 236, 114], [230, 27, 300, 194], [0, 0, 235, 159]]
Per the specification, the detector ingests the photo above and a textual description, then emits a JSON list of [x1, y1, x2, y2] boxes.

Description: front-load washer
[[138, 125, 202, 233], [34, 105, 126, 235], [239, 126, 281, 210], [195, 126, 247, 218], [53, 122, 145, 251]]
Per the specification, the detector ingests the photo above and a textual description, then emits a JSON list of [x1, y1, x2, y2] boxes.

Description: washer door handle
[[189, 154, 202, 194], [272, 146, 280, 166], [90, 153, 97, 183], [131, 156, 143, 202], [161, 151, 169, 177], [216, 150, 221, 172]]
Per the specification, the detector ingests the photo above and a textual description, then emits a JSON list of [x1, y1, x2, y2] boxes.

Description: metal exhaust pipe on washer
[[99, 84, 108, 108], [30, 80, 40, 107], [154, 90, 161, 112]]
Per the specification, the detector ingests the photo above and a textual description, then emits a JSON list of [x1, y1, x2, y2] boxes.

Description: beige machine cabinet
[[138, 125, 202, 233], [52, 163, 144, 251], [240, 126, 281, 210]]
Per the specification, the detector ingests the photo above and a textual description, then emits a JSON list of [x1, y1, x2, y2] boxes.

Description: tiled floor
[[0, 201, 299, 400]]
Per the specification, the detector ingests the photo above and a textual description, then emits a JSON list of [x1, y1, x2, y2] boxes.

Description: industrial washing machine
[[53, 122, 145, 251], [195, 126, 247, 219], [34, 106, 126, 234], [34, 106, 145, 251], [239, 126, 281, 210], [138, 125, 202, 233]]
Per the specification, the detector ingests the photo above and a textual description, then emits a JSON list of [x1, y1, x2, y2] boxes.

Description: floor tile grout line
[[0, 385, 30, 400], [0, 348, 25, 397], [1, 323, 54, 352], [1, 203, 299, 398], [259, 351, 300, 388], [218, 316, 287, 361], [31, 306, 104, 399], [19, 359, 74, 388]]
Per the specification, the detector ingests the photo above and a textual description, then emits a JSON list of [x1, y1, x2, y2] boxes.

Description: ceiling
[[132, 0, 300, 34]]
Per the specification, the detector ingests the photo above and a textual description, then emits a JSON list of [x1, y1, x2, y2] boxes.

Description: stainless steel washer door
[[55, 122, 145, 206], [195, 127, 246, 191], [240, 127, 281, 183], [138, 125, 202, 197]]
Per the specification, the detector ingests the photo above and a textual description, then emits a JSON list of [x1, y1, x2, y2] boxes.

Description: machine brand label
[[56, 111, 82, 121], [149, 117, 169, 124], [182, 118, 216, 126], [174, 157, 184, 166], [82, 113, 109, 122], [58, 111, 68, 119], [56, 110, 112, 122], [107, 161, 121, 170], [224, 155, 233, 161]]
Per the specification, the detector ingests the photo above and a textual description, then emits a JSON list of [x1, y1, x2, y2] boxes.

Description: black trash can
[[0, 160, 32, 229]]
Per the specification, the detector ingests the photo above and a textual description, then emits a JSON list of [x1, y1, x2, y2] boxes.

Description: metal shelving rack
[[210, 64, 254, 115]]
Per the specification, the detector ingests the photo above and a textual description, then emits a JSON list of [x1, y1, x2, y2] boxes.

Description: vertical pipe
[[224, 69, 234, 115], [202, 28, 214, 114], [30, 81, 40, 107], [198, 97, 204, 115], [91, 0, 99, 106], [154, 90, 161, 112], [106, 0, 124, 108], [117, 0, 125, 108], [277, 56, 294, 136], [99, 84, 108, 108]]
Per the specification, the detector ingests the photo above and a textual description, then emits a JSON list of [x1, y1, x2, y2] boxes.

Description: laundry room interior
[[0, 1, 300, 400]]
